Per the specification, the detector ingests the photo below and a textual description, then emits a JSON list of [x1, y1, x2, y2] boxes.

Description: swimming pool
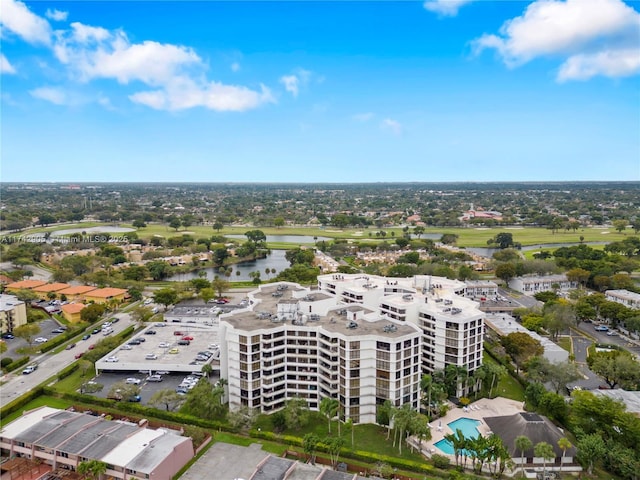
[[434, 418, 481, 455]]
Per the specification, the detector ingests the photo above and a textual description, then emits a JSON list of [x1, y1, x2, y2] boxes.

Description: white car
[[145, 353, 158, 360], [22, 365, 38, 374], [120, 345, 133, 350], [125, 378, 141, 385], [34, 337, 48, 344], [158, 342, 171, 348], [105, 356, 119, 363], [103, 328, 114, 336]]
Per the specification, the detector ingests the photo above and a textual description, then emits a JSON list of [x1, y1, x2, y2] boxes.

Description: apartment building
[[220, 284, 422, 424], [464, 280, 499, 300], [0, 293, 27, 334], [605, 289, 640, 310], [0, 407, 194, 480], [508, 274, 577, 296], [219, 274, 485, 423]]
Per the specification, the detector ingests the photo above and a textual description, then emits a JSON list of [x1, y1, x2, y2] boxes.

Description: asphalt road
[[0, 312, 134, 405]]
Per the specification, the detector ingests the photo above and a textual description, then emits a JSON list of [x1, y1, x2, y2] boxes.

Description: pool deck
[[417, 397, 525, 460]]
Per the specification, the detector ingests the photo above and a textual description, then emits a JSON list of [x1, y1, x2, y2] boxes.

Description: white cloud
[[423, 0, 475, 17], [129, 76, 275, 112], [1, 54, 16, 74], [352, 112, 374, 122], [45, 8, 68, 22], [280, 75, 300, 97], [5, 4, 275, 112], [280, 68, 312, 97], [558, 48, 640, 81], [380, 118, 402, 135], [29, 86, 66, 105], [473, 0, 640, 81], [231, 62, 240, 72], [0, 0, 52, 45]]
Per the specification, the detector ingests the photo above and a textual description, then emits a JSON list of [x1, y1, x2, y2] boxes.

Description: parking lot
[[1, 318, 65, 359], [95, 323, 221, 374], [86, 371, 220, 405]]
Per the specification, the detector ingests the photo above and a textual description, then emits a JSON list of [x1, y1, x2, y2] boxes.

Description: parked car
[[105, 356, 119, 363], [606, 330, 618, 336], [65, 343, 76, 350], [177, 339, 191, 346], [125, 378, 141, 385], [74, 352, 84, 359], [182, 335, 194, 341], [1, 333, 15, 339], [145, 353, 158, 360], [173, 331, 184, 336], [147, 374, 163, 382], [145, 330, 157, 335], [88, 344, 96, 350], [91, 328, 101, 335], [158, 342, 171, 348], [120, 345, 133, 350], [82, 334, 91, 341], [52, 328, 65, 334], [111, 317, 120, 323], [34, 337, 48, 344], [168, 348, 179, 354], [128, 339, 142, 346], [22, 365, 38, 375], [102, 328, 114, 336], [595, 325, 609, 332]]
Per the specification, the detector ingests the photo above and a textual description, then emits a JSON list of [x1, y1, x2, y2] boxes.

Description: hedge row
[[248, 429, 456, 479], [3, 356, 31, 374], [40, 325, 88, 353], [57, 363, 79, 381], [0, 386, 44, 420], [43, 389, 229, 431]]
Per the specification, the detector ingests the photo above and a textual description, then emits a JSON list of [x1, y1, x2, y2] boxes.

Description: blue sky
[[1, 0, 639, 182]]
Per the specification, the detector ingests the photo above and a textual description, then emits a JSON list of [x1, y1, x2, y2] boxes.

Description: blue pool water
[[434, 418, 481, 455]]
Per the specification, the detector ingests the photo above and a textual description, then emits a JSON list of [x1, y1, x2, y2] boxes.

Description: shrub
[[57, 363, 79, 381], [5, 356, 31, 373], [1, 357, 14, 369], [432, 454, 451, 469]]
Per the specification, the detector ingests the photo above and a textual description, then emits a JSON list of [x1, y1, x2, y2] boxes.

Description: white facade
[[508, 274, 577, 296], [219, 275, 485, 423], [464, 280, 498, 300], [605, 289, 640, 309], [0, 294, 27, 334]]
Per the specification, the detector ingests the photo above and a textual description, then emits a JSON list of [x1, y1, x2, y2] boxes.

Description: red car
[[173, 331, 184, 336], [88, 344, 95, 350], [182, 336, 194, 341], [74, 352, 84, 359]]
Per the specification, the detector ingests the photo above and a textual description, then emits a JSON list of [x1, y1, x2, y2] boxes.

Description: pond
[[167, 249, 291, 282]]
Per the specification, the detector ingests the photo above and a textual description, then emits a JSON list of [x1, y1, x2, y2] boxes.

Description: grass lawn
[[254, 412, 425, 462], [0, 395, 71, 427], [482, 354, 526, 402], [54, 364, 96, 394], [557, 336, 572, 353], [15, 222, 631, 249]]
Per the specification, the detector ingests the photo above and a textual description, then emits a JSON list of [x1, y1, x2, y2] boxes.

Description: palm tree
[[534, 442, 555, 479], [77, 460, 107, 480], [515, 435, 532, 477], [557, 437, 572, 475], [420, 374, 433, 417], [319, 397, 339, 434]]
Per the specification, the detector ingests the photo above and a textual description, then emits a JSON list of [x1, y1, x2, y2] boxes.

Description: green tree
[[274, 216, 285, 228], [153, 288, 178, 310], [303, 433, 320, 464], [80, 303, 107, 323], [613, 219, 627, 234], [13, 323, 40, 348], [148, 389, 183, 411], [211, 277, 230, 298], [501, 331, 544, 373], [534, 442, 555, 478], [515, 435, 532, 477], [557, 437, 572, 476], [77, 459, 107, 480], [283, 397, 310, 431], [495, 262, 516, 284], [324, 436, 345, 468], [169, 217, 182, 231], [577, 433, 606, 475], [147, 260, 171, 281], [212, 221, 224, 232], [590, 350, 640, 389], [319, 397, 339, 434], [200, 288, 215, 304]]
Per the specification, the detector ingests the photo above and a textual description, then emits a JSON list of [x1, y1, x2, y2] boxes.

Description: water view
[[167, 249, 290, 282]]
